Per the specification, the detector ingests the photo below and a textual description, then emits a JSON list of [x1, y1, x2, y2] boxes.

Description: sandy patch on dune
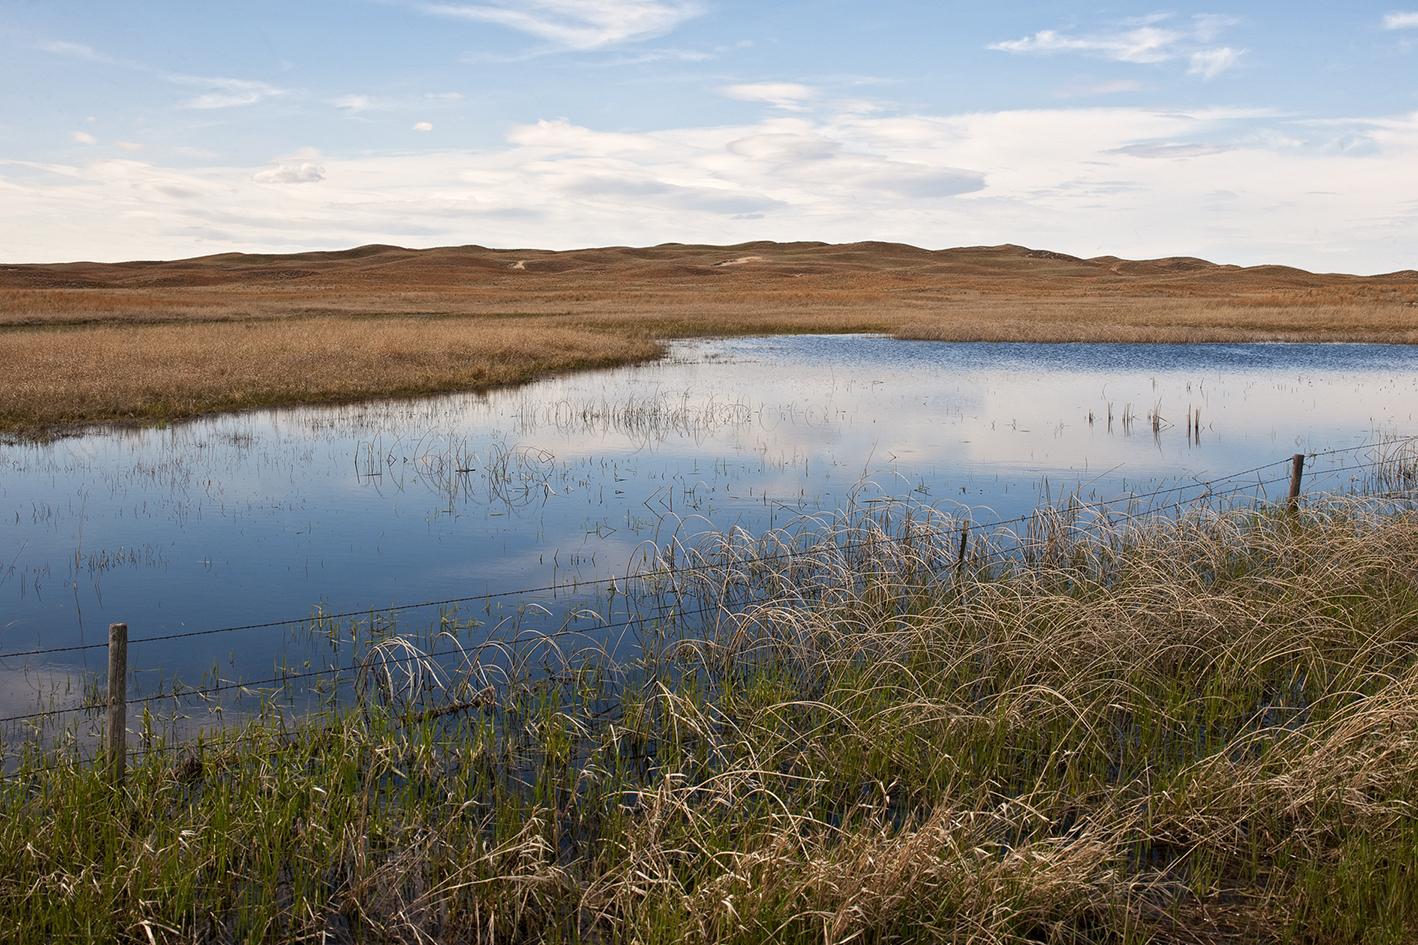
[[712, 256, 764, 267]]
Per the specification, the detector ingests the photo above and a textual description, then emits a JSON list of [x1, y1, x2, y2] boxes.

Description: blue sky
[[2, 1, 1416, 271]]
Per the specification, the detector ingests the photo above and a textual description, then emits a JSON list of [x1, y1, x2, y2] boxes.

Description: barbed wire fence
[[3, 437, 1416, 779]]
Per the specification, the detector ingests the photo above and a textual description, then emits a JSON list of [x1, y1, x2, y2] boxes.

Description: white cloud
[[594, 46, 712, 65], [991, 27, 1179, 63], [337, 93, 467, 114], [419, 0, 704, 50], [413, 122, 434, 131], [727, 131, 839, 162], [5, 107, 1418, 275], [507, 118, 669, 154], [1188, 47, 1243, 79], [719, 82, 819, 109], [334, 94, 374, 112], [1383, 11, 1418, 28], [253, 151, 326, 184], [72, 131, 97, 145], [991, 16, 1243, 78], [115, 141, 145, 152], [252, 163, 324, 184]]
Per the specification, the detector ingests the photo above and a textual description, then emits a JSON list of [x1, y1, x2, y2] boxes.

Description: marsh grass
[[0, 318, 662, 433], [4, 250, 1417, 435], [5, 493, 1418, 942]]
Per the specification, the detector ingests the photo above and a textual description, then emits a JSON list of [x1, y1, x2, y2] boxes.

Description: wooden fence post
[[957, 523, 969, 569], [1288, 453, 1305, 513], [107, 622, 127, 789]]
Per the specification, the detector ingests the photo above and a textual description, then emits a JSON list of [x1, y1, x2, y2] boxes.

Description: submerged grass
[[6, 494, 1418, 942]]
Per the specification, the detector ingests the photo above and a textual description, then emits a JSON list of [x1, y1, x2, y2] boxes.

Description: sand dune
[[3, 239, 1414, 292]]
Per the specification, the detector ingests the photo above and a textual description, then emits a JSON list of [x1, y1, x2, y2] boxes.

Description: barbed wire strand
[[1, 444, 1412, 692], [5, 460, 1416, 769], [4, 445, 1409, 663]]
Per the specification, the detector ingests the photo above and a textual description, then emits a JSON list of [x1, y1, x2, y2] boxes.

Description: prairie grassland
[[0, 318, 661, 432], [4, 292, 1416, 434], [6, 495, 1418, 942], [3, 239, 1416, 433]]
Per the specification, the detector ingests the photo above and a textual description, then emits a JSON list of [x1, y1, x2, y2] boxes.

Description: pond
[[2, 335, 1416, 713]]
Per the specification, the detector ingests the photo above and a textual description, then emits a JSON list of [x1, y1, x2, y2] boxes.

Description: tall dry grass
[[6, 494, 1418, 941], [0, 318, 661, 432]]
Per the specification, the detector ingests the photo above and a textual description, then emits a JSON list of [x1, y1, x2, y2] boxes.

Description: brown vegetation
[[10, 495, 1418, 940], [2, 240, 1415, 433], [0, 320, 659, 432]]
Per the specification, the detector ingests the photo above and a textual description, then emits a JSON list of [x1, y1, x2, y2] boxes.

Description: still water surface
[[2, 336, 1416, 696]]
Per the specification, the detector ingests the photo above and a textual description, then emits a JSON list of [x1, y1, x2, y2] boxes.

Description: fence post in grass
[[107, 622, 127, 789], [957, 523, 969, 570], [1287, 453, 1305, 513]]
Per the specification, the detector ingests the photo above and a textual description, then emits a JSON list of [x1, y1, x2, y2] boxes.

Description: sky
[[2, 1, 1417, 271]]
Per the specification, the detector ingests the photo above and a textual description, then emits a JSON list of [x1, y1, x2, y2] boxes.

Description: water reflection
[[2, 336, 1416, 696]]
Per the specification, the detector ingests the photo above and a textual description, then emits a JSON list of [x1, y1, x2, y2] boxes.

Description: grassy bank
[[5, 495, 1418, 942], [0, 318, 664, 434]]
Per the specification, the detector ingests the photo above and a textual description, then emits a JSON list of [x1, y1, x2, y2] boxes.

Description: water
[[3, 336, 1416, 706]]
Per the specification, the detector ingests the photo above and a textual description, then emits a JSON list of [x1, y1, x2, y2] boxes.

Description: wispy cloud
[[72, 131, 97, 145], [35, 40, 124, 65], [991, 14, 1244, 78], [1192, 14, 1240, 42], [334, 94, 375, 112], [418, 0, 704, 50], [1188, 47, 1242, 79], [719, 82, 819, 109], [1107, 142, 1231, 158], [991, 26, 1179, 63], [332, 91, 466, 115], [1383, 11, 1418, 29], [37, 38, 289, 108], [1052, 79, 1145, 98], [170, 75, 288, 109]]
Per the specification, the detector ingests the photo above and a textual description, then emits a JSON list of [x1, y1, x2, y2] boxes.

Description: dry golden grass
[[3, 239, 1415, 433], [11, 494, 1418, 941], [894, 295, 1418, 343], [0, 319, 660, 432]]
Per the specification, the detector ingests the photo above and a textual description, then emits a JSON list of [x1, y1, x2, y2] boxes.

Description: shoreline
[[5, 316, 1418, 438]]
